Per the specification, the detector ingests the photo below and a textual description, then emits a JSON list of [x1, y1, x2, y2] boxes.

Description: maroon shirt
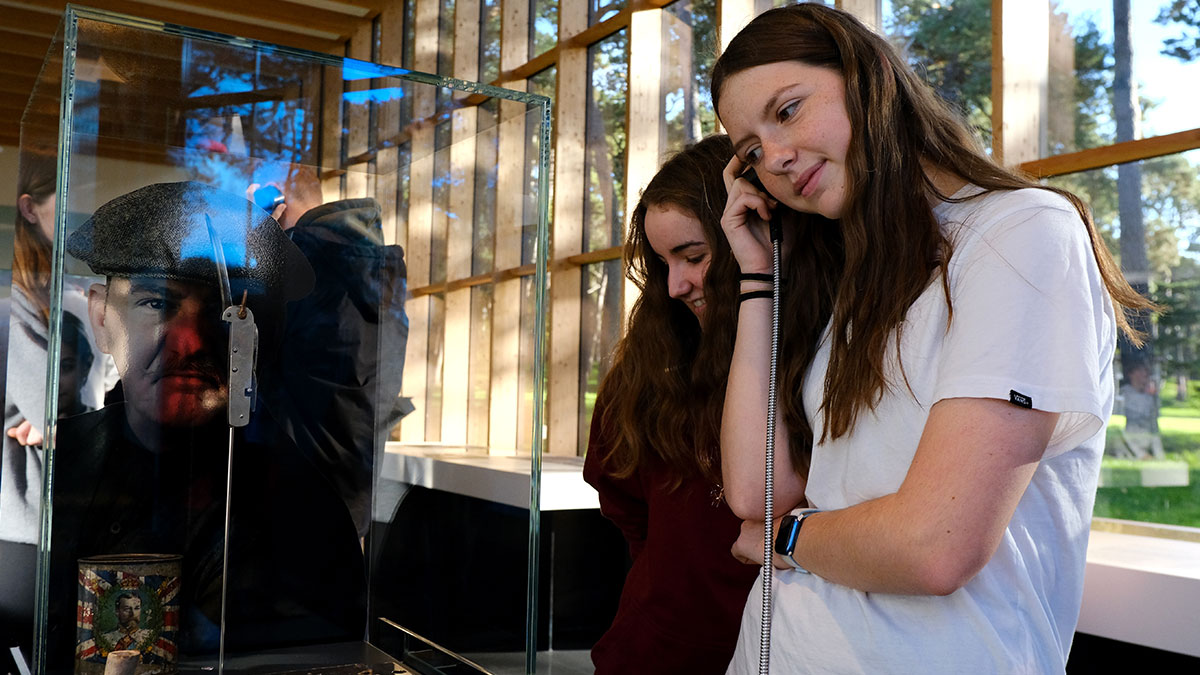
[[583, 394, 760, 674]]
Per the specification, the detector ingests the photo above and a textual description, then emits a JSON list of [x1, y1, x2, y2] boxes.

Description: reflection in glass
[[480, 0, 502, 83], [1045, 0, 1199, 157], [884, 0, 993, 147], [1047, 149, 1200, 528], [531, 0, 559, 58], [591, 0, 625, 25], [27, 7, 551, 670], [578, 259, 623, 454], [527, 68, 556, 266], [179, 41, 319, 193], [662, 0, 719, 152], [585, 31, 628, 252]]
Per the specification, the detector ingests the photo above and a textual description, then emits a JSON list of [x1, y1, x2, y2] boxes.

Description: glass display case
[[15, 6, 550, 674]]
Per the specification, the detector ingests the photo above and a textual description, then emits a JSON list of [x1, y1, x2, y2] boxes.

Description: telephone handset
[[739, 167, 784, 243]]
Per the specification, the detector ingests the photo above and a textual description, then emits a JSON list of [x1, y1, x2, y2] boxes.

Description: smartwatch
[[774, 508, 822, 573]]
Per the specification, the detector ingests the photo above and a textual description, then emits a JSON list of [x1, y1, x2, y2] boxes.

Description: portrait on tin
[[100, 592, 152, 652]]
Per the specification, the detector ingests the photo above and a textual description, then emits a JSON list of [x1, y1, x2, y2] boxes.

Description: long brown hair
[[595, 135, 812, 488], [13, 150, 57, 324], [712, 4, 1153, 442]]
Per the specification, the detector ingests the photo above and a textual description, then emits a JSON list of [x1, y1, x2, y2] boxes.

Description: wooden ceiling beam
[[0, 75, 38, 95], [279, 0, 384, 19], [11, 0, 359, 37], [0, 5, 63, 36], [9, 0, 348, 52], [0, 30, 55, 60], [0, 53, 51, 79]]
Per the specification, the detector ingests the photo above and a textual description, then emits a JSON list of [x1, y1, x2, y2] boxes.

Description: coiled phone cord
[[759, 220, 784, 675]]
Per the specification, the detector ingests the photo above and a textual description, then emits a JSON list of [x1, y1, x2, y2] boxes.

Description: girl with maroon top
[[583, 135, 807, 673]]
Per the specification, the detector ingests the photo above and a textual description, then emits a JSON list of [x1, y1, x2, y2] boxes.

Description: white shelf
[[1079, 528, 1200, 657], [379, 443, 599, 512]]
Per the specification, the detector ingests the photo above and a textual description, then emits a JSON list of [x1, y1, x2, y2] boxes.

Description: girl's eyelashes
[[778, 100, 800, 122], [744, 147, 763, 165]]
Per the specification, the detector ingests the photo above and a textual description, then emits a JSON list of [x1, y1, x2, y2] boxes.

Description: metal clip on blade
[[223, 291, 257, 428]]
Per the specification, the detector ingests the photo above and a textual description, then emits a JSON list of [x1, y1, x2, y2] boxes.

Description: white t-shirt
[[727, 187, 1115, 674]]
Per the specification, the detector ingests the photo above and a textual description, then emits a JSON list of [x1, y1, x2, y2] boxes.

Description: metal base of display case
[[164, 626, 493, 675], [171, 642, 397, 675], [462, 651, 592, 675]]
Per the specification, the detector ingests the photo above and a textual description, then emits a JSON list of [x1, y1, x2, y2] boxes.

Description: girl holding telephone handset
[[713, 5, 1153, 673]]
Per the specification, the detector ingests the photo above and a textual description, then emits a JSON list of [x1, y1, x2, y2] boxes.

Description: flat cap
[[67, 181, 314, 301]]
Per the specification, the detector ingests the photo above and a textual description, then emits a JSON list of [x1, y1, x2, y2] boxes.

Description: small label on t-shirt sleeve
[[1009, 390, 1033, 409]]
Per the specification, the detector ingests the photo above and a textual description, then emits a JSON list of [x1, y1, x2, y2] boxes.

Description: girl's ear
[[17, 193, 38, 224]]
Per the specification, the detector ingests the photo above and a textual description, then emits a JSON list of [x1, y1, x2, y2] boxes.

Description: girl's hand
[[731, 518, 790, 569], [7, 419, 43, 446], [722, 155, 776, 275]]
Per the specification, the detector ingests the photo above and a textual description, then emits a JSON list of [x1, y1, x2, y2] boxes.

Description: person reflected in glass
[[46, 181, 366, 665], [245, 163, 411, 539], [3, 150, 114, 547], [1118, 361, 1163, 459], [711, 5, 1157, 673], [583, 135, 808, 673], [55, 313, 96, 420]]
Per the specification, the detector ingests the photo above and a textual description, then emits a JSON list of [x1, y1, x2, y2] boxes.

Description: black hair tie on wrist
[[739, 290, 773, 304], [740, 272, 773, 283]]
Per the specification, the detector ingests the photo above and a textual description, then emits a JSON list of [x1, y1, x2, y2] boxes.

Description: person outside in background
[[712, 5, 1156, 673]]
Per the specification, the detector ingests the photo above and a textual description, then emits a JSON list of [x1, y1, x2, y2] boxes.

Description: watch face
[[775, 514, 799, 556]]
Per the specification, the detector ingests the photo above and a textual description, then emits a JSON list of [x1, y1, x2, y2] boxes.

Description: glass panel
[[474, 100, 500, 275], [393, 140, 414, 249], [591, 0, 625, 25], [519, 275, 538, 454], [1047, 149, 1200, 530], [438, 0, 457, 111], [403, 0, 417, 69], [28, 7, 550, 673], [662, 0, 719, 153], [1043, 0, 1199, 157], [531, 0, 559, 58], [480, 0, 502, 83], [883, 0, 994, 147], [431, 120, 453, 285], [756, 0, 828, 15], [527, 68, 556, 267], [426, 291, 448, 443], [469, 284, 493, 447], [578, 259, 622, 454], [585, 31, 628, 252]]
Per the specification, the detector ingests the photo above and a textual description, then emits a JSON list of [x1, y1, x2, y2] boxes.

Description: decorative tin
[[75, 554, 181, 675]]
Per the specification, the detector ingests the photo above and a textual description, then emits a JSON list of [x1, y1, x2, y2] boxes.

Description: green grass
[[1094, 470, 1200, 527], [1101, 398, 1200, 526]]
